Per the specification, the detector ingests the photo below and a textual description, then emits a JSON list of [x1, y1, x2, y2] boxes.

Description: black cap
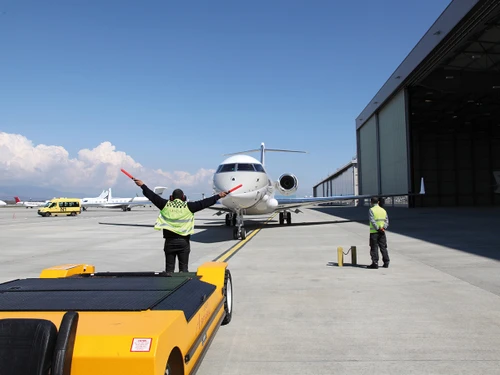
[[172, 189, 184, 200]]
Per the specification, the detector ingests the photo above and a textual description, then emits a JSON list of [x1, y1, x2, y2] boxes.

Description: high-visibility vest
[[369, 204, 387, 233], [154, 199, 194, 235]]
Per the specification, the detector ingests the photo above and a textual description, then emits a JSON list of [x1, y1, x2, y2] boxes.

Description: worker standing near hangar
[[133, 178, 227, 275], [367, 197, 390, 269]]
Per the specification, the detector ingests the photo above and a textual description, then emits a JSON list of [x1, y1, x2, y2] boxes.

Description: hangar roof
[[355, 0, 500, 129]]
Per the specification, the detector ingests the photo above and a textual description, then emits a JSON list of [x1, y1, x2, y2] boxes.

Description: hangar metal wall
[[358, 115, 378, 195], [330, 165, 357, 195], [378, 90, 409, 194], [313, 163, 357, 197]]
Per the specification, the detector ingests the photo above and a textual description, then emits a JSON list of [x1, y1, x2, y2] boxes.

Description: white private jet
[[81, 187, 167, 211], [14, 196, 47, 208], [212, 142, 425, 239], [80, 189, 110, 211]]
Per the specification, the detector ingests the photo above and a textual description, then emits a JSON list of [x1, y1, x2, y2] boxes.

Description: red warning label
[[130, 338, 152, 352]]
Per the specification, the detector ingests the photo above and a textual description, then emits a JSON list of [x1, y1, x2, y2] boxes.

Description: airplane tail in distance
[[97, 190, 107, 199], [153, 186, 167, 196], [107, 188, 112, 201], [14, 196, 21, 203], [224, 142, 307, 166]]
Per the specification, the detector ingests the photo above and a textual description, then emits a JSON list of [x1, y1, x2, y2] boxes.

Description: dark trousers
[[163, 237, 191, 273], [369, 231, 390, 264]]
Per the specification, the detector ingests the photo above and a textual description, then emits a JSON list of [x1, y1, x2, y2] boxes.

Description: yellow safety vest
[[369, 204, 387, 234], [154, 199, 194, 235]]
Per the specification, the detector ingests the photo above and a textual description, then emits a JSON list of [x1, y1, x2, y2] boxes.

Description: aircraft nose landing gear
[[233, 227, 246, 240], [229, 211, 246, 240]]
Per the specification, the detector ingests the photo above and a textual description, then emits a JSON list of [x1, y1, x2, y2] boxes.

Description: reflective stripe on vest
[[369, 205, 387, 233], [154, 199, 194, 235]]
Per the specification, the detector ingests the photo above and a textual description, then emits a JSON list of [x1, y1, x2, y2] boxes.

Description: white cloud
[[0, 132, 216, 194]]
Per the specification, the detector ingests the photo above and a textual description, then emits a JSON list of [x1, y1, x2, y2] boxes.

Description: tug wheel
[[222, 269, 233, 325]]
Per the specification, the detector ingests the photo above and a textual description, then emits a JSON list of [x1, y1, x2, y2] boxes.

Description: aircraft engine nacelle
[[276, 173, 298, 196]]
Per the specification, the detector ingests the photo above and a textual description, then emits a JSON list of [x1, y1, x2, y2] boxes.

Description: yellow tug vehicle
[[0, 262, 233, 375]]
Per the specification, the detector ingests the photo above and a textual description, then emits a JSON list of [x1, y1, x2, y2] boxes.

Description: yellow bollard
[[337, 247, 343, 267], [351, 246, 357, 265]]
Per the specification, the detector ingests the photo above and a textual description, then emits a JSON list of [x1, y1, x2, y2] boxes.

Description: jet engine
[[276, 173, 298, 196]]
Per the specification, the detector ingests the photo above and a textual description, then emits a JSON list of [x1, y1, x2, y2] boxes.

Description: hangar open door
[[409, 5, 500, 207]]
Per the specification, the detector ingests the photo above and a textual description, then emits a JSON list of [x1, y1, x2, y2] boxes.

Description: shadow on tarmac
[[100, 203, 500, 261], [99, 217, 359, 244], [310, 205, 500, 262], [326, 262, 367, 268]]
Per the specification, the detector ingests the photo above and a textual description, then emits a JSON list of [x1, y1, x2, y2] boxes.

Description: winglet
[[420, 177, 426, 195]]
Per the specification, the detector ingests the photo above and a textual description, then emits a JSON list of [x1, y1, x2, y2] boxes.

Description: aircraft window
[[237, 163, 255, 171], [216, 165, 223, 173], [219, 164, 236, 172], [253, 164, 265, 172]]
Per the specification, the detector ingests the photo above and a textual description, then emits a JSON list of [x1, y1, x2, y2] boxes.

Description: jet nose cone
[[213, 174, 237, 194]]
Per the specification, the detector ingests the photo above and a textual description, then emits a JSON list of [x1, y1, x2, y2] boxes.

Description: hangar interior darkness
[[409, 4, 500, 206]]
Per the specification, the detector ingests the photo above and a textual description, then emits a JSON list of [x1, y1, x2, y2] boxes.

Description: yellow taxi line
[[214, 213, 278, 263]]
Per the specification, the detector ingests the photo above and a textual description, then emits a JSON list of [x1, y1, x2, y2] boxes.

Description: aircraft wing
[[275, 189, 425, 210], [275, 194, 373, 210]]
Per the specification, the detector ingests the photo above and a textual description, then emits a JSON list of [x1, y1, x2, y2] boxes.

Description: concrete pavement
[[0, 205, 499, 374]]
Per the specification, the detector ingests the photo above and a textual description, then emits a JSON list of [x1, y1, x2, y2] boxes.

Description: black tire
[[46, 212, 51, 217], [232, 228, 238, 240], [241, 229, 246, 240], [279, 212, 284, 225], [221, 269, 233, 325], [286, 212, 292, 225], [70, 212, 76, 216], [225, 214, 230, 226]]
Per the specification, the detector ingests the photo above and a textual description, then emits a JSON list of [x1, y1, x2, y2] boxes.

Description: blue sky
[[0, 0, 452, 197]]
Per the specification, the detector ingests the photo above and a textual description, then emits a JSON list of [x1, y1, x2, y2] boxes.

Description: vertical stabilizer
[[224, 143, 307, 167]]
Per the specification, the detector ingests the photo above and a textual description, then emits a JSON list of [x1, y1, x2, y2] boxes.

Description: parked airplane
[[212, 142, 425, 239], [80, 190, 109, 211], [81, 187, 167, 211], [14, 197, 47, 208], [0, 200, 6, 206]]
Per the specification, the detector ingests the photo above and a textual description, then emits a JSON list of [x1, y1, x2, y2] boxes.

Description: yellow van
[[38, 198, 82, 217]]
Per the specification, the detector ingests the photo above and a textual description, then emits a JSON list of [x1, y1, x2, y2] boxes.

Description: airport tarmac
[[1, 205, 500, 374]]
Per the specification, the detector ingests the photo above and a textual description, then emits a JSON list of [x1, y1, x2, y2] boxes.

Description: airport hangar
[[319, 0, 500, 208]]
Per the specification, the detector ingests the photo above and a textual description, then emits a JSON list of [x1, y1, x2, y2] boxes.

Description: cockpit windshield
[[253, 164, 265, 172], [236, 163, 255, 171], [217, 164, 236, 173], [216, 163, 266, 173]]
